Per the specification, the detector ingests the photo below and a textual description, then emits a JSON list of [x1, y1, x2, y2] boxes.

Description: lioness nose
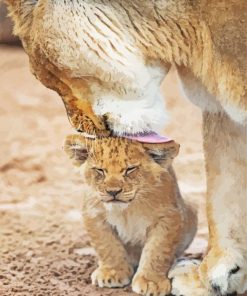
[[106, 189, 123, 198]]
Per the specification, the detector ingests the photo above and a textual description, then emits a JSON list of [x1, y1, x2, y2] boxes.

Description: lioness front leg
[[171, 112, 247, 296], [132, 210, 183, 296], [83, 214, 133, 288], [198, 112, 247, 295]]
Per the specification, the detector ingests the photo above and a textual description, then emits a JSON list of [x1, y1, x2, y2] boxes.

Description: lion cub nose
[[106, 189, 123, 198]]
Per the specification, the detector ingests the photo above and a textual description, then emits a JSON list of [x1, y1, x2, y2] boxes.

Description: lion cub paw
[[132, 273, 171, 296], [91, 265, 133, 288]]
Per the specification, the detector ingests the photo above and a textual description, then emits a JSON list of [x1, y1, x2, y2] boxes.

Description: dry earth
[[0, 46, 208, 296]]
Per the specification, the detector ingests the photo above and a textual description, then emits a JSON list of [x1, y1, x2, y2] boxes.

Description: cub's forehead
[[89, 137, 143, 161]]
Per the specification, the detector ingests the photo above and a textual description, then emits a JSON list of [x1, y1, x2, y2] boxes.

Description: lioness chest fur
[[64, 135, 197, 295]]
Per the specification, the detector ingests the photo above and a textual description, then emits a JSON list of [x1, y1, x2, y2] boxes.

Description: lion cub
[[64, 135, 197, 296]]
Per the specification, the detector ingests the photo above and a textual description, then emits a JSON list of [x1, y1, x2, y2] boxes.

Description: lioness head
[[64, 135, 179, 204]]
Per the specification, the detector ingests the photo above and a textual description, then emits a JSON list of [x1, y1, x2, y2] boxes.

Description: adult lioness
[[4, 1, 247, 295]]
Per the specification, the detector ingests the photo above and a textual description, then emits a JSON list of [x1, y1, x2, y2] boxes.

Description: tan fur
[[4, 1, 247, 294], [4, 1, 247, 133], [64, 135, 197, 295]]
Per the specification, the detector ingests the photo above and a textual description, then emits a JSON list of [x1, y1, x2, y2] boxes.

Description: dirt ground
[[0, 45, 208, 296]]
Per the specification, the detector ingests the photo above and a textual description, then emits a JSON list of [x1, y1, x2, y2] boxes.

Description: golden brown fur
[[64, 135, 197, 296], [4, 1, 247, 294], [4, 1, 247, 133]]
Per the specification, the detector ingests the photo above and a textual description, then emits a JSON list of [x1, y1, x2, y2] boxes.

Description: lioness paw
[[132, 273, 171, 296], [205, 250, 247, 295], [169, 259, 206, 296], [169, 252, 247, 296], [91, 265, 133, 288]]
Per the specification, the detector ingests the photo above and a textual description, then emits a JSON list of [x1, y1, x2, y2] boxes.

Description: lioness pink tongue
[[124, 132, 172, 143]]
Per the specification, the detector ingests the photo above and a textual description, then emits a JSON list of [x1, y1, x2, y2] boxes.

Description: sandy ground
[[0, 45, 208, 296]]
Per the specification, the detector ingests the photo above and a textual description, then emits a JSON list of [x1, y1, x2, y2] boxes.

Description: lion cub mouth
[[103, 196, 135, 204], [104, 199, 131, 204]]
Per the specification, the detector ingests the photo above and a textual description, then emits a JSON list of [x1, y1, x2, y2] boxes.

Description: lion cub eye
[[125, 166, 138, 176], [92, 168, 105, 177]]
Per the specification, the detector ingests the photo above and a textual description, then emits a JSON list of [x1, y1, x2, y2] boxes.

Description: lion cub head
[[64, 135, 179, 204]]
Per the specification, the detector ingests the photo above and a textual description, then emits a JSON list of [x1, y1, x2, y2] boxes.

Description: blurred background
[[0, 3, 19, 44], [0, 3, 207, 295]]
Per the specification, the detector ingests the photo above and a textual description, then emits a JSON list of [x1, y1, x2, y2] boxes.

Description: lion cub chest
[[105, 205, 152, 246]]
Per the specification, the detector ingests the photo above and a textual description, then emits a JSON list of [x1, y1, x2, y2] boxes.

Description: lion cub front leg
[[132, 211, 182, 296], [83, 214, 133, 288]]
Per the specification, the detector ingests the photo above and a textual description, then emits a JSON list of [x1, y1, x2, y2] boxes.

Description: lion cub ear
[[64, 135, 90, 167], [143, 141, 180, 167]]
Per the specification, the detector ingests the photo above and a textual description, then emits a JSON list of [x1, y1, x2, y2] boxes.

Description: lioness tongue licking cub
[[124, 132, 172, 144], [64, 134, 197, 296]]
